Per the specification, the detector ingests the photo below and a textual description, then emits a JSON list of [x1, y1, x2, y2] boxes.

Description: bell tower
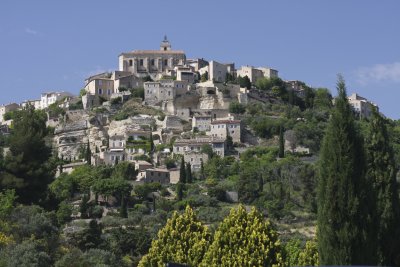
[[160, 35, 171, 51]]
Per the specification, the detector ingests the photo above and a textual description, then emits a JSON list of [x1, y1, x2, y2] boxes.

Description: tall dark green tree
[[0, 105, 54, 204], [278, 125, 284, 158], [365, 108, 400, 266], [186, 163, 192, 183], [317, 75, 375, 265], [85, 142, 91, 165], [179, 157, 186, 184]]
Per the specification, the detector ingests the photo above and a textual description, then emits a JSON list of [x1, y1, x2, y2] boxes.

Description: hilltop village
[[2, 36, 399, 267], [0, 37, 378, 182]]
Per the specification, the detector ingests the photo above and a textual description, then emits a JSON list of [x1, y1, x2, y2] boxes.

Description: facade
[[173, 137, 226, 157], [186, 58, 209, 71], [210, 120, 242, 143], [84, 71, 142, 101], [175, 66, 196, 83], [199, 61, 234, 83], [21, 99, 41, 110], [236, 66, 279, 83], [103, 135, 125, 165], [144, 168, 170, 184], [119, 36, 186, 79], [0, 103, 19, 123], [348, 93, 378, 118], [184, 151, 208, 172], [192, 115, 212, 132], [144, 80, 188, 105], [40, 91, 73, 109]]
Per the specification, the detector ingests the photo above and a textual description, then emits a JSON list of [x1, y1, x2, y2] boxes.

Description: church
[[118, 36, 186, 79]]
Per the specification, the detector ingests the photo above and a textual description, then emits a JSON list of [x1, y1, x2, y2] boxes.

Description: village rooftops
[[211, 120, 241, 125]]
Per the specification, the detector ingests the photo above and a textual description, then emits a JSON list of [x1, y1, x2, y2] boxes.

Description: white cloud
[[355, 62, 400, 85], [25, 27, 38, 35]]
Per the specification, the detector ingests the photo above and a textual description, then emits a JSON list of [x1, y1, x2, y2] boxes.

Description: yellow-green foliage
[[201, 205, 284, 267], [138, 206, 211, 267], [298, 240, 319, 266], [0, 232, 13, 246]]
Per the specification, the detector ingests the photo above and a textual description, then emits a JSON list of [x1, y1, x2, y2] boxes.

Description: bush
[[110, 97, 122, 105], [229, 101, 246, 114]]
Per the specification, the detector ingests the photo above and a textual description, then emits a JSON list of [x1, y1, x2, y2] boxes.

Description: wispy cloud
[[25, 27, 38, 35], [356, 62, 400, 85]]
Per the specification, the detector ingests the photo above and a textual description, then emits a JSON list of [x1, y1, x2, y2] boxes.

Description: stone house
[[21, 99, 41, 110], [40, 91, 73, 109], [184, 151, 208, 172], [236, 66, 279, 83], [144, 79, 188, 105], [0, 103, 19, 123], [348, 93, 378, 119], [192, 115, 212, 132], [173, 137, 226, 158], [143, 168, 170, 184], [209, 120, 242, 143], [199, 61, 235, 83]]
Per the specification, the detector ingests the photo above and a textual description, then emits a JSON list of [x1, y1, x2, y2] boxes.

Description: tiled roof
[[121, 50, 185, 56]]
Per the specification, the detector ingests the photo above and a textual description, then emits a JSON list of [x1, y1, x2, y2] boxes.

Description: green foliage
[[179, 157, 186, 183], [1, 240, 51, 267], [92, 178, 132, 199], [56, 201, 72, 225], [67, 220, 103, 251], [79, 89, 87, 97], [313, 88, 332, 110], [0, 106, 54, 204], [49, 173, 76, 201], [201, 205, 284, 267], [250, 116, 282, 139], [229, 101, 246, 114], [134, 182, 162, 200], [255, 77, 285, 91], [110, 97, 122, 105], [278, 125, 284, 158], [298, 239, 319, 266], [112, 161, 136, 180], [238, 75, 251, 89], [138, 206, 211, 267], [186, 163, 192, 183], [365, 108, 400, 266], [200, 71, 208, 82], [317, 75, 375, 265], [284, 239, 302, 267], [130, 87, 145, 100], [47, 102, 66, 118], [55, 248, 120, 267]]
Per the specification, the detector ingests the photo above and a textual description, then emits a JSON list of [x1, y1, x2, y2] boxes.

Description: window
[[111, 156, 115, 161], [151, 59, 155, 66], [98, 89, 102, 94], [108, 89, 111, 95], [140, 59, 144, 66], [191, 158, 193, 162], [164, 59, 168, 66], [129, 60, 133, 66]]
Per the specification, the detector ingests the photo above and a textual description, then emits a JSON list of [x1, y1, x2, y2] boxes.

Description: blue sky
[[1, 1, 399, 119]]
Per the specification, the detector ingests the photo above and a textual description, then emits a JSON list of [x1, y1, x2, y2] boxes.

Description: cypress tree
[[176, 182, 184, 201], [278, 125, 284, 158], [179, 157, 186, 183], [317, 75, 375, 265], [186, 163, 192, 183], [85, 141, 91, 165], [365, 108, 400, 266]]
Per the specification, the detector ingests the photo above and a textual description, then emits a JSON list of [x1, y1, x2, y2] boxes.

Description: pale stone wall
[[210, 120, 241, 142], [144, 169, 170, 184], [192, 116, 212, 132], [184, 152, 208, 172], [209, 60, 228, 82], [0, 103, 19, 123]]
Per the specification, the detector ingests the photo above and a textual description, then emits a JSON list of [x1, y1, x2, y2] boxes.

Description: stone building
[[184, 151, 209, 172], [236, 66, 279, 83], [0, 103, 19, 123], [21, 100, 41, 110], [199, 61, 235, 83], [144, 168, 170, 184], [348, 93, 378, 119], [192, 115, 212, 132], [209, 119, 242, 143], [144, 79, 188, 105], [173, 137, 226, 157], [40, 91, 73, 109], [118, 36, 186, 80]]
